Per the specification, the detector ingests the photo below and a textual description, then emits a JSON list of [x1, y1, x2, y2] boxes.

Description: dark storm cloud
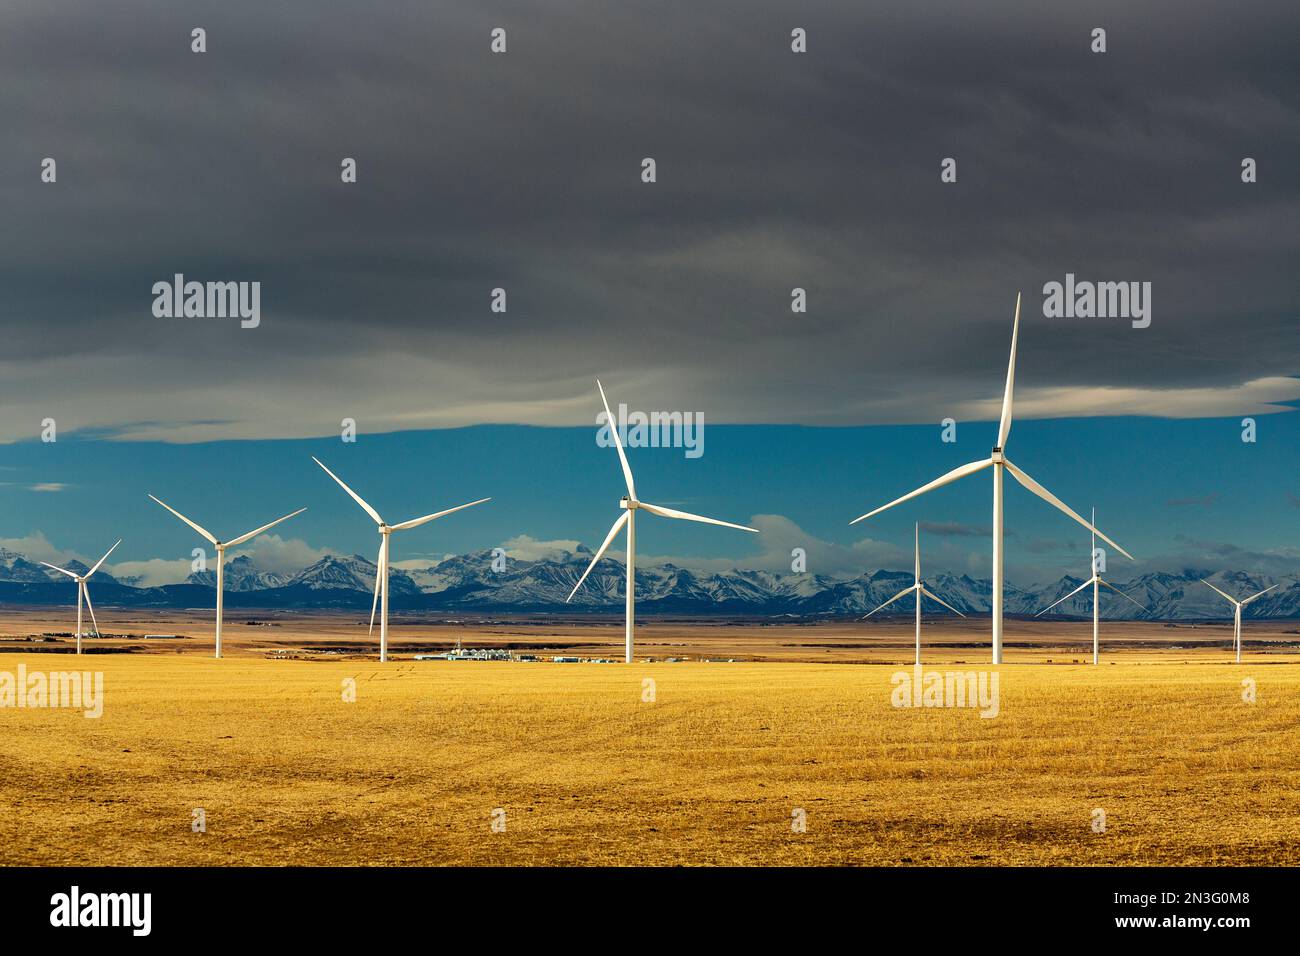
[[918, 521, 994, 538], [1, 0, 1297, 440], [1162, 533, 1300, 576], [1023, 537, 1077, 555]]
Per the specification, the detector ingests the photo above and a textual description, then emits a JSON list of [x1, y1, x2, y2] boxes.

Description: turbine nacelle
[[620, 496, 638, 511], [990, 448, 1005, 463]]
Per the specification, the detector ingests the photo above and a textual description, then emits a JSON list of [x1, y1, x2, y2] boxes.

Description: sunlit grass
[[1, 655, 1296, 865]]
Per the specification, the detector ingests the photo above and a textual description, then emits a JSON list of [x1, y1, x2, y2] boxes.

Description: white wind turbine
[[313, 457, 490, 663], [41, 540, 121, 654], [567, 380, 759, 663], [861, 523, 965, 666], [1200, 578, 1277, 663], [850, 293, 1133, 663], [1035, 507, 1145, 665], [149, 496, 305, 658]]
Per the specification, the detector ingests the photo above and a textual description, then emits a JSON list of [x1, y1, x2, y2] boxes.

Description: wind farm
[[1, 344, 1295, 872], [4, 0, 1300, 932], [3, 353, 1290, 672]]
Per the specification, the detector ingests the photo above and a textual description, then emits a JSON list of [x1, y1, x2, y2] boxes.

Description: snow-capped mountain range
[[0, 545, 1297, 619]]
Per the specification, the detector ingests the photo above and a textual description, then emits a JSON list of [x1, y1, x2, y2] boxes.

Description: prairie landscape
[[1, 610, 1298, 866]]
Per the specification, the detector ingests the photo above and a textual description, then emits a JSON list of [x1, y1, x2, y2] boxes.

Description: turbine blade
[[638, 502, 758, 533], [596, 380, 636, 499], [1002, 459, 1133, 560], [566, 512, 630, 602], [148, 495, 218, 545], [225, 508, 307, 548], [368, 541, 384, 638], [86, 539, 121, 578], [1099, 578, 1146, 611], [862, 585, 917, 620], [83, 585, 101, 637], [920, 585, 966, 618], [312, 457, 383, 526], [996, 292, 1021, 450], [850, 458, 993, 525], [390, 498, 491, 532], [1035, 577, 1096, 617], [40, 561, 80, 580], [1199, 578, 1238, 605], [1242, 584, 1278, 606], [914, 522, 920, 581]]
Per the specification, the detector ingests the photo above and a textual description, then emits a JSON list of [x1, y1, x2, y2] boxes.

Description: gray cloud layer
[[2, 0, 1297, 440]]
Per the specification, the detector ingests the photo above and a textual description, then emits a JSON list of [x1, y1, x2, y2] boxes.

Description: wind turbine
[[862, 523, 965, 666], [149, 495, 305, 658], [1200, 578, 1277, 663], [566, 380, 759, 663], [40, 540, 120, 654], [849, 293, 1133, 663], [313, 457, 490, 663], [1035, 508, 1145, 665]]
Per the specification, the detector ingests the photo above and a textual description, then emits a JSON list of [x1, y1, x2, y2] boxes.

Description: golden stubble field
[[2, 644, 1299, 866]]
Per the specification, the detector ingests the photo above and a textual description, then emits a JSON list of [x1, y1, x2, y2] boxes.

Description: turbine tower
[[1035, 508, 1145, 664], [149, 496, 305, 658], [1201, 578, 1277, 663], [567, 380, 758, 663], [313, 457, 490, 663], [41, 540, 120, 654], [861, 523, 965, 666], [850, 293, 1133, 663]]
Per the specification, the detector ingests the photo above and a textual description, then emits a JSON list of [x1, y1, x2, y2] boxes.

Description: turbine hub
[[620, 496, 638, 510], [379, 524, 391, 533], [990, 448, 1005, 463]]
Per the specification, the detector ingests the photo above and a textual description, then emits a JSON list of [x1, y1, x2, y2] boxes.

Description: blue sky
[[3, 407, 1297, 587]]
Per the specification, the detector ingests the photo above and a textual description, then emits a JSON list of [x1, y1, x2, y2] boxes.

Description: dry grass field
[[2, 610, 1298, 866]]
